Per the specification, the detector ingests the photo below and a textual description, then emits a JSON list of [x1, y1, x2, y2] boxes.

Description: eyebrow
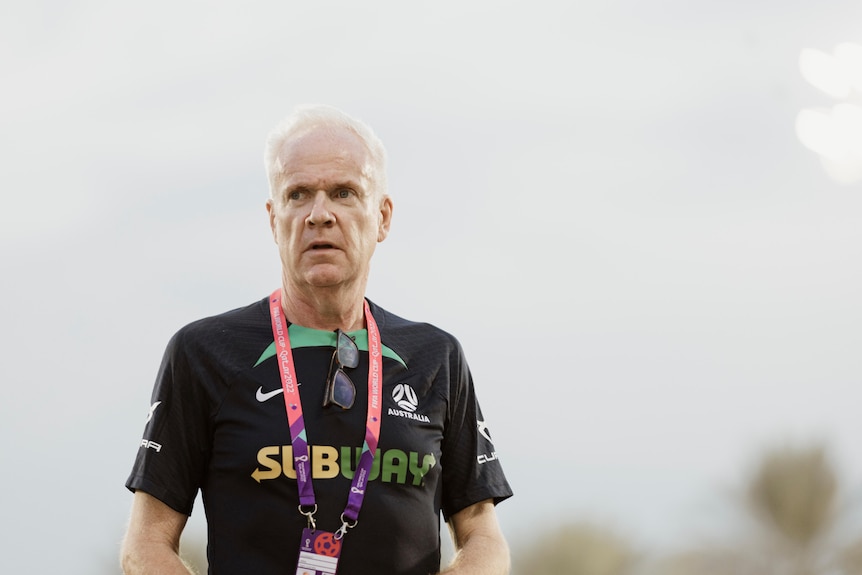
[[282, 178, 366, 195]]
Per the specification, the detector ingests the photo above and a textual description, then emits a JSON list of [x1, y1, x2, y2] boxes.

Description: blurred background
[[1, 1, 861, 573]]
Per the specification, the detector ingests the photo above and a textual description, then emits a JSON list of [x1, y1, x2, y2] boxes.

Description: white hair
[[264, 104, 388, 198]]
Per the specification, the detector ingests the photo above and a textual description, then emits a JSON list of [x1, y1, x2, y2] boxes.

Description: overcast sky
[[2, 1, 862, 572]]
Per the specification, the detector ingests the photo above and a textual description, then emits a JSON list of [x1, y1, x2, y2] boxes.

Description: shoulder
[[166, 297, 270, 357], [174, 297, 268, 336], [369, 300, 466, 363]]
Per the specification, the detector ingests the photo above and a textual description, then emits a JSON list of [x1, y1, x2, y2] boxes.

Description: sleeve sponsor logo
[[139, 402, 164, 453], [146, 401, 162, 423], [140, 439, 162, 452], [477, 420, 494, 443], [477, 420, 499, 465]]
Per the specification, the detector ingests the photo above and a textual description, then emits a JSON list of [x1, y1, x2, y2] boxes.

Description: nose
[[306, 191, 335, 227]]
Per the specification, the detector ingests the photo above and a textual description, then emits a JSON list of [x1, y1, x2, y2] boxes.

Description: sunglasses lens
[[337, 331, 359, 368], [323, 330, 359, 409], [331, 369, 356, 409]]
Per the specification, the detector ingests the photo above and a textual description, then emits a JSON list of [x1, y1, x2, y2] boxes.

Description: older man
[[122, 105, 513, 575]]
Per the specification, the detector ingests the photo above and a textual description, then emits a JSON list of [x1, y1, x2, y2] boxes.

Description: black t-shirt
[[126, 297, 512, 575]]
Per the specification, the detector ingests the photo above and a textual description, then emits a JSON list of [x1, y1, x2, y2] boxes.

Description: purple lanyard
[[269, 289, 383, 536]]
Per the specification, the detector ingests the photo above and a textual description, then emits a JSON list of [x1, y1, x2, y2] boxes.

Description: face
[[266, 126, 393, 294]]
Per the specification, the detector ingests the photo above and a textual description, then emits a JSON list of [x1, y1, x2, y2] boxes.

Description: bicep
[[122, 491, 189, 573], [442, 499, 510, 574], [448, 499, 505, 549]]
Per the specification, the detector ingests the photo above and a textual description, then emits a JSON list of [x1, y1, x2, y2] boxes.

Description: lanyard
[[268, 289, 383, 535]]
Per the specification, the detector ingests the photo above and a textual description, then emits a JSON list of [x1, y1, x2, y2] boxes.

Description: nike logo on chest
[[256, 387, 285, 402]]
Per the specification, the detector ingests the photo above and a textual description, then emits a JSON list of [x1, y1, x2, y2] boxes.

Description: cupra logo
[[477, 420, 494, 444], [146, 401, 162, 423]]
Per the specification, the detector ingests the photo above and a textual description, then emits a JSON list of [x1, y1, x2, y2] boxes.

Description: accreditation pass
[[295, 528, 341, 575]]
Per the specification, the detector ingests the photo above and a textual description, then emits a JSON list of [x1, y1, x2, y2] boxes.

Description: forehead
[[276, 126, 374, 188]]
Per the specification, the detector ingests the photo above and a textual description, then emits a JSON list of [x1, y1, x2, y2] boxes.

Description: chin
[[303, 268, 349, 288]]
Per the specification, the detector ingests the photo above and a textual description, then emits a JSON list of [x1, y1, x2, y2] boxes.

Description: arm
[[121, 491, 194, 575], [439, 499, 510, 575]]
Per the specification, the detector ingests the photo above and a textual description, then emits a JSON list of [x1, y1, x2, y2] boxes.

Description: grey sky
[[2, 1, 861, 572]]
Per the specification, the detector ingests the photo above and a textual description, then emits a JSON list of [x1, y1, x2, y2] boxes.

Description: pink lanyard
[[268, 289, 383, 535]]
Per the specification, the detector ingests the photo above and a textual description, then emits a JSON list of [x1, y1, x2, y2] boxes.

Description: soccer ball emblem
[[313, 532, 342, 557], [392, 383, 418, 412]]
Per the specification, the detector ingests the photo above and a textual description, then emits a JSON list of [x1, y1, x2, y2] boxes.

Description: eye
[[335, 188, 354, 199], [286, 188, 306, 201]]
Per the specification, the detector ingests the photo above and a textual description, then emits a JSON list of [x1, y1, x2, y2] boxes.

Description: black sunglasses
[[322, 329, 359, 409]]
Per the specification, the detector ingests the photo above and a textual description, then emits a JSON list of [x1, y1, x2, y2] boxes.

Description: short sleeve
[[439, 340, 512, 519], [125, 328, 213, 515]]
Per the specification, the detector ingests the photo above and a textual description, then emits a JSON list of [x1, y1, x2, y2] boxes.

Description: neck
[[279, 284, 366, 332]]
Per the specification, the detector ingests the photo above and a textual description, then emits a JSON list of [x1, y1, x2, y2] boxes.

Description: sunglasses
[[322, 329, 359, 409]]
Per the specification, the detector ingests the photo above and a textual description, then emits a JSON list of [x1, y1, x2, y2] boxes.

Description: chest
[[208, 347, 447, 489]]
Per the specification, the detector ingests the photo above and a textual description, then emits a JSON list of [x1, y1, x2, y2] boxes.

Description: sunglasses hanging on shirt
[[323, 329, 359, 409]]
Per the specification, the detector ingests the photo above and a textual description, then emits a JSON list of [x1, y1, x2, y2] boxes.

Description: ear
[[377, 195, 393, 242], [266, 198, 278, 243]]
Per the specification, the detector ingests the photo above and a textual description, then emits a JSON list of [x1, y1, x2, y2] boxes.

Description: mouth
[[309, 242, 338, 251]]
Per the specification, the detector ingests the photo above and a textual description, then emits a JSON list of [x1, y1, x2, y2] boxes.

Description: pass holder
[[334, 513, 358, 540], [299, 504, 317, 530], [295, 528, 342, 575]]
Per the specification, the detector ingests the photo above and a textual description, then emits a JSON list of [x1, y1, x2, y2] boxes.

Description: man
[[122, 104, 513, 575]]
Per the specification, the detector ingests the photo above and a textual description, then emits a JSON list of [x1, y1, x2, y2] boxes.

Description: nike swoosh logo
[[256, 387, 285, 402]]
